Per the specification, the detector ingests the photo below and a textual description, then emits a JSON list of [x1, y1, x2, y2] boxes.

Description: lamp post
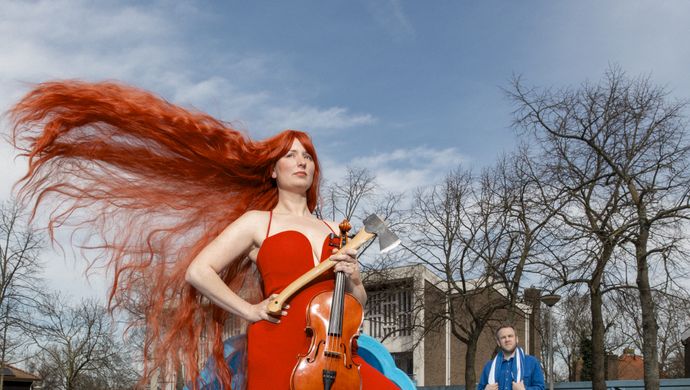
[[541, 294, 561, 390]]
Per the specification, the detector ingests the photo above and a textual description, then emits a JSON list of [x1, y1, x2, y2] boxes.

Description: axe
[[266, 214, 400, 315]]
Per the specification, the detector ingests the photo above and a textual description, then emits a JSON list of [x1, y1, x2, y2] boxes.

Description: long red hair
[[8, 80, 321, 388]]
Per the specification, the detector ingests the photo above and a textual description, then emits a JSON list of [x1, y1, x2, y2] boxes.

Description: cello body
[[290, 291, 362, 390]]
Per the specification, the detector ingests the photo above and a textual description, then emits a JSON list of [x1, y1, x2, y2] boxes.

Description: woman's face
[[272, 138, 315, 193]]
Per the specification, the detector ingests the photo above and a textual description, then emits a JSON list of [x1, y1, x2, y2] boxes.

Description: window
[[365, 279, 413, 338], [391, 351, 414, 376]]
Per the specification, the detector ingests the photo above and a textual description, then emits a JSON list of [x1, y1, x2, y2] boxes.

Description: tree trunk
[[636, 227, 660, 390], [465, 336, 480, 390], [590, 285, 607, 390], [0, 303, 10, 390], [589, 242, 612, 390]]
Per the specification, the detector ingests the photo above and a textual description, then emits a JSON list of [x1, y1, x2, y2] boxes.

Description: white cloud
[[0, 0, 375, 134], [262, 105, 376, 133], [162, 76, 376, 134], [0, 143, 22, 200], [0, 0, 377, 302], [0, 140, 106, 302], [322, 146, 468, 194]]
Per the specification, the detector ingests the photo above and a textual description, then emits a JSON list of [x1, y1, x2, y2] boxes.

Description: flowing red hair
[[8, 80, 321, 388]]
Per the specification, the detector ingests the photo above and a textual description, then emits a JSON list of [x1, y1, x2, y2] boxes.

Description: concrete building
[[361, 264, 542, 387]]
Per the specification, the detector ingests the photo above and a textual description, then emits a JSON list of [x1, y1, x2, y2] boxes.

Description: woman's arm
[[185, 211, 285, 323]]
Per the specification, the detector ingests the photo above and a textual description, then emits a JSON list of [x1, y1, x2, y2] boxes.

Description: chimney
[[606, 353, 619, 380]]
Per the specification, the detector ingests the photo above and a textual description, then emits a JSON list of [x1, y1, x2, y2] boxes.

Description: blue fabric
[[356, 334, 416, 390], [477, 352, 545, 390], [183, 334, 247, 390]]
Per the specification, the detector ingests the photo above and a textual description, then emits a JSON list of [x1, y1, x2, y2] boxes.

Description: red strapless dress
[[246, 228, 399, 389]]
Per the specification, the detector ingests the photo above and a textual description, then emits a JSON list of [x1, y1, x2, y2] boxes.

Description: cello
[[290, 219, 362, 390]]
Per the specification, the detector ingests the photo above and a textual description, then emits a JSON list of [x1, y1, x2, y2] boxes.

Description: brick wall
[[424, 280, 448, 386], [424, 284, 536, 386]]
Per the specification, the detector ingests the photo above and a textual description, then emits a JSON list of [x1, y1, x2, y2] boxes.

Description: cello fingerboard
[[327, 271, 347, 336]]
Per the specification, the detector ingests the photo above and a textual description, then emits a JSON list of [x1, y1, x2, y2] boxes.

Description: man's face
[[496, 327, 519, 355]]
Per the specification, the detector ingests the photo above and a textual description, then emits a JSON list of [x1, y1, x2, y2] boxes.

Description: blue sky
[[2, 0, 690, 299]]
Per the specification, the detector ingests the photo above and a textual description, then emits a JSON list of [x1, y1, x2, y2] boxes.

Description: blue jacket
[[477, 352, 545, 390]]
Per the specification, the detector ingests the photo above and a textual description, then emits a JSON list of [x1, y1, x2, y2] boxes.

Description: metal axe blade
[[362, 214, 401, 254]]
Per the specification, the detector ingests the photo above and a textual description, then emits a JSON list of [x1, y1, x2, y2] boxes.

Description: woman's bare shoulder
[[238, 210, 270, 224], [219, 210, 270, 240]]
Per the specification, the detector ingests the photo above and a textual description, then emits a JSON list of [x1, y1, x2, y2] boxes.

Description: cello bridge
[[324, 350, 343, 359]]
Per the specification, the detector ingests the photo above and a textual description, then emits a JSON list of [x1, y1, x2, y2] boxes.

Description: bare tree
[[612, 288, 690, 378], [551, 289, 626, 381], [318, 166, 410, 285], [490, 151, 565, 321], [319, 167, 377, 222], [513, 122, 633, 389], [401, 159, 552, 389], [510, 67, 690, 390], [402, 167, 481, 388], [29, 295, 140, 390], [0, 199, 44, 390], [552, 292, 591, 381]]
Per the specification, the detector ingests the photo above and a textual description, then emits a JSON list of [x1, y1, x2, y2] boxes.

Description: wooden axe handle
[[266, 227, 375, 314]]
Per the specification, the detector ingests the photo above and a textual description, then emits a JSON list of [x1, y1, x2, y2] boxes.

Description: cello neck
[[328, 271, 347, 336], [327, 219, 352, 337]]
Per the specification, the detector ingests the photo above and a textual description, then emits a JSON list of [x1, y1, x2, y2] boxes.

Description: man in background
[[477, 324, 545, 390]]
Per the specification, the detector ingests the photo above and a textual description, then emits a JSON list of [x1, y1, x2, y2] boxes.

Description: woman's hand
[[331, 248, 367, 305], [332, 248, 362, 286], [246, 294, 289, 324]]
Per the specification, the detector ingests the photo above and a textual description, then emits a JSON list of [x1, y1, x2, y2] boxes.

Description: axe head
[[362, 214, 401, 253]]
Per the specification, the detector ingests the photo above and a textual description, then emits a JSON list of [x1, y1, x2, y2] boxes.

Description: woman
[[9, 81, 398, 389], [186, 135, 397, 389]]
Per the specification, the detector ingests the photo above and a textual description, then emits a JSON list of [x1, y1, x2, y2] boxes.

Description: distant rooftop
[[0, 363, 41, 382]]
